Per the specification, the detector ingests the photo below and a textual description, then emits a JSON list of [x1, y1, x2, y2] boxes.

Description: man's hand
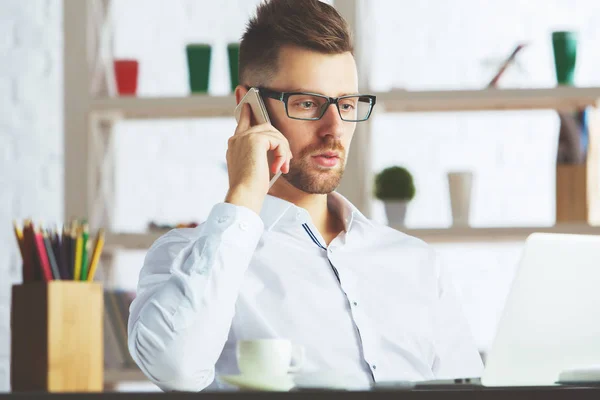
[[225, 103, 292, 214]]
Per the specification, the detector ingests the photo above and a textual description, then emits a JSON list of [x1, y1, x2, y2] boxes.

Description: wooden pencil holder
[[10, 281, 104, 392]]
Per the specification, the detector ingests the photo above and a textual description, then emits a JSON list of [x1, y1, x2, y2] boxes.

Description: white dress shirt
[[128, 192, 483, 392]]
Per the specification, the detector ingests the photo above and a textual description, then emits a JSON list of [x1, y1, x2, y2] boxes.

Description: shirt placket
[[301, 222, 379, 382]]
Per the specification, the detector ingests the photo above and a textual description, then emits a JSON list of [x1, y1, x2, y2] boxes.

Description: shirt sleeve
[[127, 202, 264, 392], [430, 250, 485, 379]]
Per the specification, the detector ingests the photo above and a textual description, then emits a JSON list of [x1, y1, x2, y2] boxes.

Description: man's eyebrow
[[287, 88, 361, 97], [338, 91, 361, 96]]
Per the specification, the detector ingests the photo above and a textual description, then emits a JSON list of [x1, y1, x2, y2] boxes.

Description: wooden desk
[[2, 386, 600, 399]]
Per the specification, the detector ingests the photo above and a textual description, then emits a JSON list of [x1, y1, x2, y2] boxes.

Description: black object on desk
[[2, 386, 600, 400]]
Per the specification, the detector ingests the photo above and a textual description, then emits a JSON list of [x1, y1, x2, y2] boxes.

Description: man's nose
[[317, 103, 344, 140]]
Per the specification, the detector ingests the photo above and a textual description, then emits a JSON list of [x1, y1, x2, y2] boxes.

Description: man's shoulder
[[366, 218, 431, 250], [360, 220, 440, 281], [334, 193, 430, 251]]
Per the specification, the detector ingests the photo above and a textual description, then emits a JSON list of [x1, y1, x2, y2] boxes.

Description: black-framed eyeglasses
[[257, 87, 376, 122]]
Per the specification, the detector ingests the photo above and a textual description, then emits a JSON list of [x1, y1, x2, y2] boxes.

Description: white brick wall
[[0, 0, 63, 392]]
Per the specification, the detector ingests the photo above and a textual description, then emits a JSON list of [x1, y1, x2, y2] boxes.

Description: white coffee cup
[[236, 339, 305, 377], [447, 171, 473, 227]]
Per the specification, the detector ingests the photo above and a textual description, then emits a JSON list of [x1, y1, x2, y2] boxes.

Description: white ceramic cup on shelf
[[236, 339, 305, 377], [447, 171, 473, 227]]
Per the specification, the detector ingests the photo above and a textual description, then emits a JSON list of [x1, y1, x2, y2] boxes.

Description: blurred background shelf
[[394, 224, 600, 243], [104, 224, 600, 250], [91, 95, 236, 119], [105, 231, 170, 250], [104, 368, 147, 384], [90, 87, 600, 120], [377, 86, 600, 113]]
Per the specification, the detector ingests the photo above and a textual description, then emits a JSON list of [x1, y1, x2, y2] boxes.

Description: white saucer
[[293, 371, 369, 390], [218, 373, 295, 391]]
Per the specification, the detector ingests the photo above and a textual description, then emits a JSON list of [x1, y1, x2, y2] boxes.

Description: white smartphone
[[235, 87, 270, 125], [234, 87, 282, 188]]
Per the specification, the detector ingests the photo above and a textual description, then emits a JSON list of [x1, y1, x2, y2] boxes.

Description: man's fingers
[[266, 136, 292, 175], [262, 132, 293, 173], [237, 122, 277, 137], [235, 124, 293, 162], [231, 119, 293, 175], [234, 103, 251, 135], [261, 131, 293, 159]]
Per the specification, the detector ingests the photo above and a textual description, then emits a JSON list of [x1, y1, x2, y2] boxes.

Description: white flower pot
[[384, 200, 409, 226], [447, 171, 473, 227]]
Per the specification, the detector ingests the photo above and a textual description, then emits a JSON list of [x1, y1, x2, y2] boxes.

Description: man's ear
[[235, 85, 249, 104]]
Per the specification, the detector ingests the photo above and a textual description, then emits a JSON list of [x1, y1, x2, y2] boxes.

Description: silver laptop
[[481, 232, 600, 386], [374, 233, 600, 390]]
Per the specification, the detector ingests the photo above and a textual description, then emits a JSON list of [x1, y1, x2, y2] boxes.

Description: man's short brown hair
[[239, 0, 354, 86]]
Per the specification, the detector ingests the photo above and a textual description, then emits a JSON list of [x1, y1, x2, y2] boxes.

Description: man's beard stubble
[[281, 140, 346, 194]]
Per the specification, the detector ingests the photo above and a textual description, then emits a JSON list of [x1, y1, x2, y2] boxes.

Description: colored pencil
[[12, 219, 106, 282], [12, 220, 24, 257], [73, 225, 83, 281], [80, 223, 90, 280], [43, 230, 61, 280], [87, 228, 105, 282], [24, 221, 41, 281], [70, 221, 79, 280], [12, 220, 32, 282], [51, 228, 64, 279], [60, 225, 71, 279], [33, 226, 53, 282]]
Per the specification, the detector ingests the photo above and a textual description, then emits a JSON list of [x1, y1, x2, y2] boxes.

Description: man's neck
[[268, 182, 344, 245]]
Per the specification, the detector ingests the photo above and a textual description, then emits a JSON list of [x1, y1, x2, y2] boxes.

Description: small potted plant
[[374, 166, 416, 226]]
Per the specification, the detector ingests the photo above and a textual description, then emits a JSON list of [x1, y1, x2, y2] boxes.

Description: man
[[128, 0, 483, 392]]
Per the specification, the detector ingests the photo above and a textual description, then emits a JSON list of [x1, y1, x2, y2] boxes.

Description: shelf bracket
[[89, 112, 122, 233]]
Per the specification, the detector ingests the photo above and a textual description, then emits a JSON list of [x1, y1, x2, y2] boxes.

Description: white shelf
[[104, 224, 600, 251], [104, 368, 147, 384], [91, 95, 236, 119], [105, 231, 169, 250], [89, 87, 600, 120], [393, 224, 600, 243], [376, 86, 600, 113]]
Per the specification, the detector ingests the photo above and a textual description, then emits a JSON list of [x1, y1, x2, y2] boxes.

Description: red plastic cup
[[113, 59, 139, 96]]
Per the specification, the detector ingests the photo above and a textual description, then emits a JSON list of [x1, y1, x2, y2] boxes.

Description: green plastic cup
[[186, 44, 212, 93], [552, 31, 577, 86], [227, 42, 240, 92]]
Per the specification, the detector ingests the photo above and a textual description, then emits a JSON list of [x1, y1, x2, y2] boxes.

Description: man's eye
[[340, 103, 354, 111], [299, 101, 315, 108]]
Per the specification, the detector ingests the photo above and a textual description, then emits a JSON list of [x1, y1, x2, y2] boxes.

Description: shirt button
[[217, 216, 229, 223], [239, 222, 248, 231], [352, 301, 358, 307], [371, 365, 377, 370], [295, 211, 302, 220]]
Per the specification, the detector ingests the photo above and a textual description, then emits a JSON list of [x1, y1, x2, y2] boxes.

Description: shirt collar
[[259, 191, 372, 232]]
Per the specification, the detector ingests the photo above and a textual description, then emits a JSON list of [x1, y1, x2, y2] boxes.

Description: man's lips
[[311, 152, 341, 167], [312, 151, 340, 158]]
